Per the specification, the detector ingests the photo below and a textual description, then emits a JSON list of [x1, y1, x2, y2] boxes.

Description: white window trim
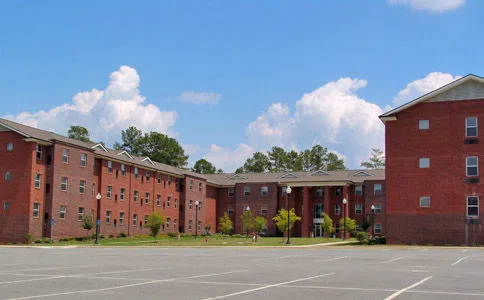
[[33, 203, 40, 217], [467, 196, 479, 217], [120, 188, 125, 200], [59, 205, 67, 219], [61, 177, 68, 191], [335, 205, 341, 215], [466, 117, 478, 137], [228, 188, 235, 197], [6, 143, 13, 151], [119, 212, 125, 225], [244, 187, 250, 196], [420, 196, 431, 208], [419, 158, 430, 169], [34, 174, 41, 189], [80, 180, 86, 194], [374, 184, 382, 195], [466, 156, 479, 177], [419, 119, 429, 130], [374, 223, 382, 234], [355, 204, 362, 215], [62, 149, 69, 163]]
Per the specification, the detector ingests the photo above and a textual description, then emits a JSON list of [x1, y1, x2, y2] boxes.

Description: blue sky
[[0, 0, 480, 171]]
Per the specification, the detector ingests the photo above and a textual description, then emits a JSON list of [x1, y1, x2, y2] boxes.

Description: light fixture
[[286, 186, 292, 195], [342, 198, 347, 204], [96, 193, 101, 200]]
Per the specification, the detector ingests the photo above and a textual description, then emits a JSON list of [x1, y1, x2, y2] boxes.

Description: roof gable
[[229, 174, 247, 180], [281, 172, 299, 178], [91, 143, 108, 152], [310, 170, 329, 176], [117, 150, 133, 160], [351, 170, 373, 176], [142, 157, 155, 165]]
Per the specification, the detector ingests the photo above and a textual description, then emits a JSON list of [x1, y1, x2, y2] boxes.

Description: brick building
[[381, 74, 484, 245], [0, 118, 385, 243]]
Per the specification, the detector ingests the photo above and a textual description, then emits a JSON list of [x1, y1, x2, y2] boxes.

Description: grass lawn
[[41, 235, 348, 247]]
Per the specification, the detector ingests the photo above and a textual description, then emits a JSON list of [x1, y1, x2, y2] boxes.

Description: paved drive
[[0, 246, 482, 299]]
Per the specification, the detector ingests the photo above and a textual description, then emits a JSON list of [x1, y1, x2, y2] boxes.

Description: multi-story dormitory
[[0, 118, 385, 243]]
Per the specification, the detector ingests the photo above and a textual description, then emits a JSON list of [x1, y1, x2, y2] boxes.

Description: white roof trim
[[310, 170, 330, 176], [380, 74, 484, 119], [229, 174, 247, 180], [352, 171, 373, 176], [142, 157, 155, 165], [91, 143, 108, 152], [117, 150, 133, 160], [0, 123, 30, 138], [281, 172, 299, 178]]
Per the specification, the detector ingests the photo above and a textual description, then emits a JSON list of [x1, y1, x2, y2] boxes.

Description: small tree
[[339, 217, 357, 237], [272, 208, 301, 242], [360, 148, 385, 169], [81, 214, 95, 237], [240, 209, 256, 237], [254, 216, 267, 242], [218, 213, 233, 235], [360, 219, 370, 232], [143, 211, 166, 238], [321, 213, 334, 237]]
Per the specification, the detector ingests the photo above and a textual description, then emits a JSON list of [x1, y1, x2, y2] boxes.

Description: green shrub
[[59, 238, 69, 242], [117, 232, 127, 238], [34, 239, 42, 244], [108, 234, 114, 238], [167, 232, 178, 238], [356, 232, 369, 244], [25, 234, 34, 244], [99, 234, 105, 239], [42, 237, 52, 243]]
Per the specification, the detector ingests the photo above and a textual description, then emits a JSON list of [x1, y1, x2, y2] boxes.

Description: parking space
[[0, 247, 483, 299]]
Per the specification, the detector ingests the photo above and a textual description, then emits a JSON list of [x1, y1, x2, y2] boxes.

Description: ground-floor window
[[59, 205, 66, 219], [33, 203, 40, 218], [132, 214, 138, 226], [374, 223, 382, 234], [77, 207, 84, 221], [467, 196, 479, 217]]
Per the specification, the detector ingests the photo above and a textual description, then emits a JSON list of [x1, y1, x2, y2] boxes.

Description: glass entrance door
[[313, 223, 323, 237]]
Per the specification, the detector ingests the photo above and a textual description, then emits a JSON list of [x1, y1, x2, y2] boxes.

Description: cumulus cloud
[[203, 144, 255, 172], [178, 91, 221, 106], [4, 66, 178, 146], [389, 0, 465, 12], [393, 72, 461, 106]]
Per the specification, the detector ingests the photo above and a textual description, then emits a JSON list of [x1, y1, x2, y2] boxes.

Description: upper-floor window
[[5, 172, 11, 181], [374, 223, 382, 234], [36, 144, 42, 160], [228, 188, 234, 197], [134, 167, 139, 179], [145, 193, 150, 204], [157, 173, 161, 183], [34, 174, 41, 189], [59, 205, 67, 219], [189, 200, 193, 210], [107, 186, 112, 199], [121, 164, 126, 176], [355, 186, 363, 196], [316, 188, 324, 197], [189, 180, 193, 190], [419, 120, 429, 130], [373, 204, 382, 214], [62, 149, 69, 163], [335, 205, 341, 215], [261, 206, 268, 215], [197, 201, 202, 211], [420, 196, 431, 208], [227, 206, 234, 215], [61, 177, 68, 191], [335, 187, 342, 196], [3, 202, 10, 210], [466, 117, 478, 137], [6, 143, 13, 151], [261, 186, 269, 196], [244, 187, 250, 196], [107, 161, 113, 174], [355, 204, 362, 215], [80, 153, 87, 167], [166, 218, 171, 228], [157, 195, 161, 206], [374, 184, 382, 195], [467, 156, 478, 177], [146, 171, 151, 182], [168, 176, 172, 186], [133, 190, 139, 202], [419, 158, 430, 168], [80, 180, 86, 194], [33, 203, 40, 217], [467, 196, 479, 217], [174, 199, 178, 208], [167, 196, 171, 207], [120, 188, 125, 200], [199, 182, 203, 192], [282, 187, 287, 196]]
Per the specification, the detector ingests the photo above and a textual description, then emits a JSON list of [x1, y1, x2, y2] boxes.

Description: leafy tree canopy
[[218, 212, 233, 235], [68, 125, 91, 143], [360, 148, 385, 169], [272, 208, 301, 234], [192, 159, 217, 174]]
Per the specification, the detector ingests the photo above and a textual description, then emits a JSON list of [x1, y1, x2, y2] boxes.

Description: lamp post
[[95, 193, 101, 245], [286, 186, 292, 245], [370, 204, 375, 239], [245, 206, 250, 237], [195, 200, 199, 238], [342, 198, 347, 240]]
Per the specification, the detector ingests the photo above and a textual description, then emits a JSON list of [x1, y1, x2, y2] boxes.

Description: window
[[373, 204, 382, 214], [189, 180, 193, 190], [419, 120, 429, 130], [116, 212, 124, 225], [466, 117, 478, 137], [282, 187, 287, 196], [261, 186, 269, 196], [133, 191, 139, 202], [335, 205, 341, 215], [355, 204, 362, 215], [174, 199, 178, 209], [316, 188, 324, 197], [335, 224, 340, 234], [77, 207, 84, 221], [167, 196, 171, 207], [168, 176, 172, 186], [188, 220, 193, 230], [146, 171, 150, 182], [467, 196, 479, 217], [157, 173, 162, 183], [61, 177, 68, 191], [144, 215, 149, 225], [374, 223, 382, 234], [198, 201, 202, 211], [189, 200, 193, 209], [228, 188, 234, 197], [33, 203, 40, 217], [92, 183, 95, 196], [228, 206, 234, 215], [107, 186, 112, 199], [106, 211, 111, 223], [174, 219, 177, 228], [467, 156, 478, 177], [355, 186, 363, 196], [107, 161, 113, 174], [34, 174, 41, 189], [134, 167, 139, 179], [120, 188, 125, 200], [166, 218, 171, 228], [121, 164, 126, 176], [197, 221, 201, 232], [80, 153, 87, 167], [199, 182, 203, 192], [36, 144, 42, 160], [80, 180, 86, 194], [3, 202, 10, 210], [156, 195, 161, 206], [244, 187, 250, 196], [62, 149, 69, 163], [59, 205, 66, 219], [374, 184, 382, 195], [6, 143, 13, 151], [132, 214, 138, 226], [335, 187, 342, 196], [5, 172, 11, 181], [261, 206, 268, 215], [420, 196, 431, 208], [419, 158, 430, 168], [145, 193, 150, 204]]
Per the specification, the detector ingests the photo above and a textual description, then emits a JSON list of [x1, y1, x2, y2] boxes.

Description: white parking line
[[202, 273, 335, 300], [451, 256, 469, 266], [2, 265, 97, 272], [462, 249, 468, 253], [384, 276, 433, 300], [314, 256, 347, 263], [5, 270, 248, 300], [380, 256, 409, 264]]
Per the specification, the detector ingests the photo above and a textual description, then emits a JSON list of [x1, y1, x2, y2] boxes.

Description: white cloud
[[393, 72, 461, 106], [178, 91, 221, 106], [203, 143, 254, 172], [389, 0, 465, 12], [5, 65, 178, 146]]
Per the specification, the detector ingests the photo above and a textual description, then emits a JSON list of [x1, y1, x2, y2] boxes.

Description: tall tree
[[267, 146, 288, 172], [285, 150, 303, 172], [302, 145, 328, 171], [113, 126, 143, 154], [242, 152, 271, 173], [360, 148, 385, 169], [217, 169, 224, 174], [68, 125, 90, 143], [325, 152, 346, 171], [192, 159, 217, 174]]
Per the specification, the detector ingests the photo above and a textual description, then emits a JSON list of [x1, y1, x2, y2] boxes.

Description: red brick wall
[[216, 187, 236, 233], [205, 185, 218, 233], [182, 176, 207, 235], [386, 99, 484, 245]]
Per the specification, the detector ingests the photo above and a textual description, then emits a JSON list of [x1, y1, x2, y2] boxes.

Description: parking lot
[[0, 246, 483, 299]]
